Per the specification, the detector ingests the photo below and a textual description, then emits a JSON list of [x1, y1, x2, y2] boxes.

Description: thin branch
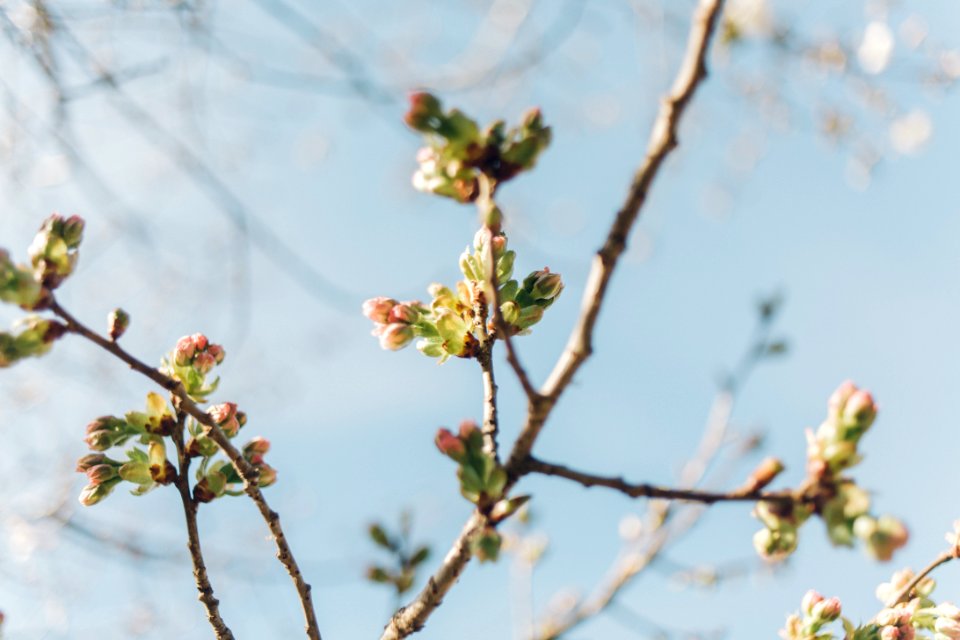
[[47, 300, 322, 640], [504, 0, 728, 473], [170, 407, 234, 639], [522, 457, 794, 505], [887, 547, 959, 607], [477, 347, 500, 460], [381, 1, 728, 637]]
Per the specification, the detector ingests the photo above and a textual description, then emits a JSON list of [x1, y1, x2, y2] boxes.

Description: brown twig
[[48, 299, 322, 640], [887, 547, 959, 607], [504, 0, 728, 474], [477, 346, 500, 461], [170, 407, 234, 639], [380, 1, 727, 637], [521, 457, 795, 505]]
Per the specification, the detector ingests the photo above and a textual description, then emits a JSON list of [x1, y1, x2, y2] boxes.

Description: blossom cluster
[[405, 93, 551, 203], [782, 548, 960, 640], [363, 230, 562, 362], [753, 381, 907, 561], [77, 333, 275, 506], [0, 215, 84, 366]]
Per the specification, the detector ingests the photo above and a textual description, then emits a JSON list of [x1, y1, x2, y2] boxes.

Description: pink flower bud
[[257, 464, 278, 487], [191, 333, 208, 351], [86, 464, 117, 485], [388, 303, 420, 324], [435, 428, 465, 459], [206, 343, 225, 364], [801, 590, 824, 616], [174, 335, 196, 365], [458, 420, 480, 440], [812, 597, 842, 622], [844, 389, 877, 428], [363, 297, 398, 324], [208, 402, 241, 437], [243, 436, 271, 457], [194, 351, 216, 375], [378, 323, 414, 351], [76, 453, 107, 472]]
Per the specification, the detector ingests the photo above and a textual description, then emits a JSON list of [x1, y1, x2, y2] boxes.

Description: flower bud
[[435, 428, 466, 460], [243, 436, 271, 458], [811, 597, 842, 622], [843, 389, 877, 430], [378, 323, 414, 351], [193, 351, 216, 374], [404, 92, 443, 132], [76, 453, 107, 472], [743, 457, 784, 492], [107, 308, 129, 341], [175, 335, 197, 365], [801, 589, 824, 616], [208, 402, 241, 437], [79, 479, 119, 506], [207, 343, 225, 364], [86, 464, 118, 485], [257, 464, 277, 487], [388, 303, 420, 324], [500, 300, 520, 325], [362, 297, 397, 324], [523, 269, 564, 302]]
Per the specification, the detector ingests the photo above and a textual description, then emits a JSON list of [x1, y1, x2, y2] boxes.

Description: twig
[[504, 0, 728, 473], [170, 407, 234, 639], [381, 1, 728, 637], [477, 347, 500, 460], [522, 457, 794, 505], [48, 299, 323, 640], [887, 548, 959, 607]]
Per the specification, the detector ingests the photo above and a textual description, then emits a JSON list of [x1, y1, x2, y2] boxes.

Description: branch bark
[[170, 408, 234, 639], [887, 548, 958, 607], [380, 1, 727, 637], [49, 299, 322, 640]]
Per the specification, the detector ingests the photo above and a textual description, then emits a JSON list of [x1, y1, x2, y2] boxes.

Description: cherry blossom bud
[[829, 380, 857, 417], [108, 308, 130, 341], [378, 323, 414, 351], [86, 464, 118, 485], [388, 302, 420, 324], [207, 343, 226, 364], [801, 589, 824, 616], [79, 480, 118, 507], [404, 92, 443, 132], [257, 464, 277, 487], [243, 436, 271, 459], [76, 453, 107, 472], [208, 402, 241, 437], [843, 389, 877, 430], [362, 297, 397, 324], [811, 596, 842, 622], [194, 351, 216, 375], [175, 335, 196, 365], [435, 428, 465, 460], [523, 268, 564, 301]]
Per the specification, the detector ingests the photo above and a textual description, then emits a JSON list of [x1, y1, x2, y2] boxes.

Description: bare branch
[[48, 299, 323, 640], [505, 0, 728, 472], [521, 457, 794, 505], [887, 547, 959, 607]]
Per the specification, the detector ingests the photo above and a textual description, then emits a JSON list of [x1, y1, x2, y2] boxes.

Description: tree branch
[[887, 547, 959, 607], [504, 0, 727, 473], [170, 408, 234, 639], [380, 1, 728, 637], [521, 457, 794, 505], [48, 299, 322, 640], [477, 347, 500, 460]]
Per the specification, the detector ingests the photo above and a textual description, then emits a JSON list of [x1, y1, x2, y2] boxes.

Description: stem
[[888, 548, 958, 606], [477, 346, 500, 460], [170, 408, 235, 639], [49, 299, 322, 640], [521, 457, 795, 505]]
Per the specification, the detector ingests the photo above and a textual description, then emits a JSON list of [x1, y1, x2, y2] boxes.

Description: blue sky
[[1, 0, 959, 638]]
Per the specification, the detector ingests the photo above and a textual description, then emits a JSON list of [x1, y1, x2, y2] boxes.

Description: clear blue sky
[[1, 0, 959, 638]]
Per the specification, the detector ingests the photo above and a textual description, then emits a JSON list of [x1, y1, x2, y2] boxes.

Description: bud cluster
[[0, 316, 66, 368], [162, 333, 226, 400], [780, 590, 844, 640], [363, 230, 562, 363], [435, 420, 507, 506], [752, 381, 907, 562], [405, 92, 551, 203], [77, 335, 275, 507], [27, 214, 85, 290]]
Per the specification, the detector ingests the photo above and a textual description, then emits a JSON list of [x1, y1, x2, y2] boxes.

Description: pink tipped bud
[[206, 343, 225, 364], [801, 590, 824, 616], [174, 335, 196, 365], [812, 597, 842, 622], [363, 297, 398, 324], [378, 323, 414, 351], [194, 351, 216, 375], [458, 420, 480, 440], [435, 428, 466, 459], [404, 92, 443, 131], [86, 464, 117, 485], [828, 380, 857, 416], [191, 333, 208, 351], [208, 402, 240, 437], [844, 389, 877, 428], [243, 436, 271, 458], [388, 303, 420, 324], [76, 453, 107, 472]]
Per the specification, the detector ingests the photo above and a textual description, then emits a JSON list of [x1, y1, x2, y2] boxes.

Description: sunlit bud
[[191, 333, 208, 350], [208, 402, 241, 437], [257, 464, 277, 487], [61, 215, 85, 248], [378, 323, 414, 351], [86, 464, 118, 485], [118, 461, 153, 485], [843, 389, 877, 430], [828, 380, 857, 418], [496, 251, 515, 282], [107, 308, 130, 341], [194, 351, 216, 374], [76, 453, 107, 472], [362, 297, 397, 324], [243, 436, 271, 458], [524, 269, 564, 301], [79, 479, 119, 506], [811, 597, 842, 622], [435, 428, 466, 460], [175, 335, 197, 365], [801, 590, 824, 616], [458, 419, 481, 441], [500, 301, 520, 325], [85, 430, 113, 451], [206, 343, 225, 364], [388, 303, 420, 324]]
